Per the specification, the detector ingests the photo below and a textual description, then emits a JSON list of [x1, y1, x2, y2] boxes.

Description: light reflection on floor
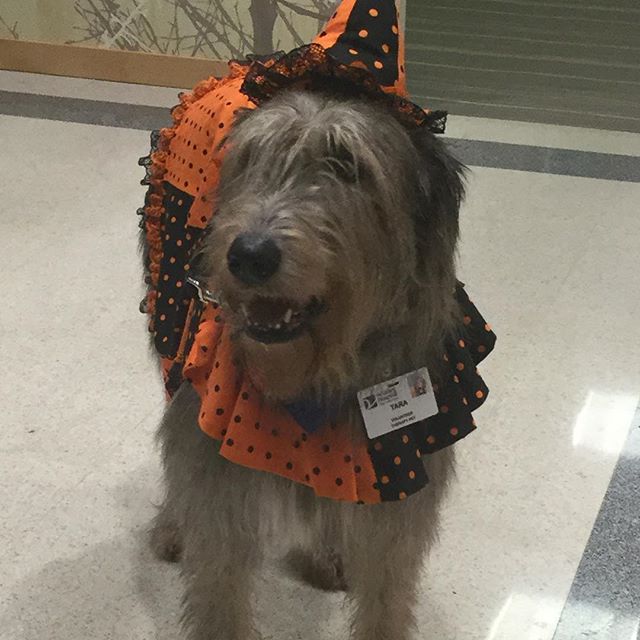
[[487, 593, 564, 640], [573, 391, 639, 457]]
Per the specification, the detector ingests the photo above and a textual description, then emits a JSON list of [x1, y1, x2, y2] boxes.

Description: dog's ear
[[408, 127, 465, 262], [410, 126, 466, 226]]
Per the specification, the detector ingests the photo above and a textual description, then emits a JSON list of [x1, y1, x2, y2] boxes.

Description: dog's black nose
[[227, 232, 282, 285]]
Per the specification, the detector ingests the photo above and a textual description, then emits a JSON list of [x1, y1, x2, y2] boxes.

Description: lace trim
[[241, 44, 447, 134]]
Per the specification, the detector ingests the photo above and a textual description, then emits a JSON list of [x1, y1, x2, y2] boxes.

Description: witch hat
[[242, 0, 444, 132], [313, 0, 407, 97]]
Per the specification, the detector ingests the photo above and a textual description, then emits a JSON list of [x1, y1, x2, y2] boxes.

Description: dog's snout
[[227, 232, 282, 286]]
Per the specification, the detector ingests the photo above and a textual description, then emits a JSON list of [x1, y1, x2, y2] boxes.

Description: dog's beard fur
[[201, 90, 465, 403]]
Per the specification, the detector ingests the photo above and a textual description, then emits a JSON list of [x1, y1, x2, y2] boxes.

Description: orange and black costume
[[138, 0, 496, 504]]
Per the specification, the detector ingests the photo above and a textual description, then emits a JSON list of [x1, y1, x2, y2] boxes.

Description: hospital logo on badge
[[362, 394, 378, 410]]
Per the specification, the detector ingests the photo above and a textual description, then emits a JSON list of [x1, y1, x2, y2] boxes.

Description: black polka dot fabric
[[369, 429, 428, 502], [365, 283, 496, 500], [327, 0, 400, 87], [153, 184, 202, 357]]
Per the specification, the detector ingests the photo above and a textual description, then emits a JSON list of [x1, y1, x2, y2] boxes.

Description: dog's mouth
[[241, 296, 326, 344]]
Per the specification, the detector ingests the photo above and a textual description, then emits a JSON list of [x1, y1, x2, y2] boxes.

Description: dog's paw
[[285, 548, 348, 592], [149, 517, 183, 563]]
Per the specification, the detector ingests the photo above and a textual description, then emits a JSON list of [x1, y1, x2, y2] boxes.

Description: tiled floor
[[1, 71, 639, 640]]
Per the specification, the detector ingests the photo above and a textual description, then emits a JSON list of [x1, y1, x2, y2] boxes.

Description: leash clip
[[186, 276, 221, 305]]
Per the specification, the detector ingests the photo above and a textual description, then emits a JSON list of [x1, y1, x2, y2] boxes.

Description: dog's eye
[[328, 158, 357, 183], [326, 144, 360, 183]]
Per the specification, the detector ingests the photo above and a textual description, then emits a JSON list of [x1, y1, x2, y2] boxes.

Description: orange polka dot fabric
[[183, 306, 381, 503], [138, 0, 497, 504], [164, 75, 254, 229], [173, 284, 495, 504]]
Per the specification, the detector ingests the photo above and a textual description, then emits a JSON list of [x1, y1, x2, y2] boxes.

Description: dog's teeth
[[283, 308, 293, 324], [274, 323, 281, 330]]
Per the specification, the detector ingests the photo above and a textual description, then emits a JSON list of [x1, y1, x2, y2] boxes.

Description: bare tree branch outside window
[[0, 13, 20, 39], [68, 0, 333, 59]]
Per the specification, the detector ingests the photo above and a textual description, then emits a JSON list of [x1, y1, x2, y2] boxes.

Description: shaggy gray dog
[[150, 89, 465, 640]]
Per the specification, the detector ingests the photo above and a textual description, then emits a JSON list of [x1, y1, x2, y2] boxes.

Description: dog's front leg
[[345, 514, 428, 640], [179, 468, 263, 640], [344, 448, 452, 640], [181, 536, 259, 639], [155, 384, 263, 640]]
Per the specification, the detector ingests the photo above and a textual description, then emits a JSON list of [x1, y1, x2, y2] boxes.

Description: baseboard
[[0, 39, 228, 87]]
